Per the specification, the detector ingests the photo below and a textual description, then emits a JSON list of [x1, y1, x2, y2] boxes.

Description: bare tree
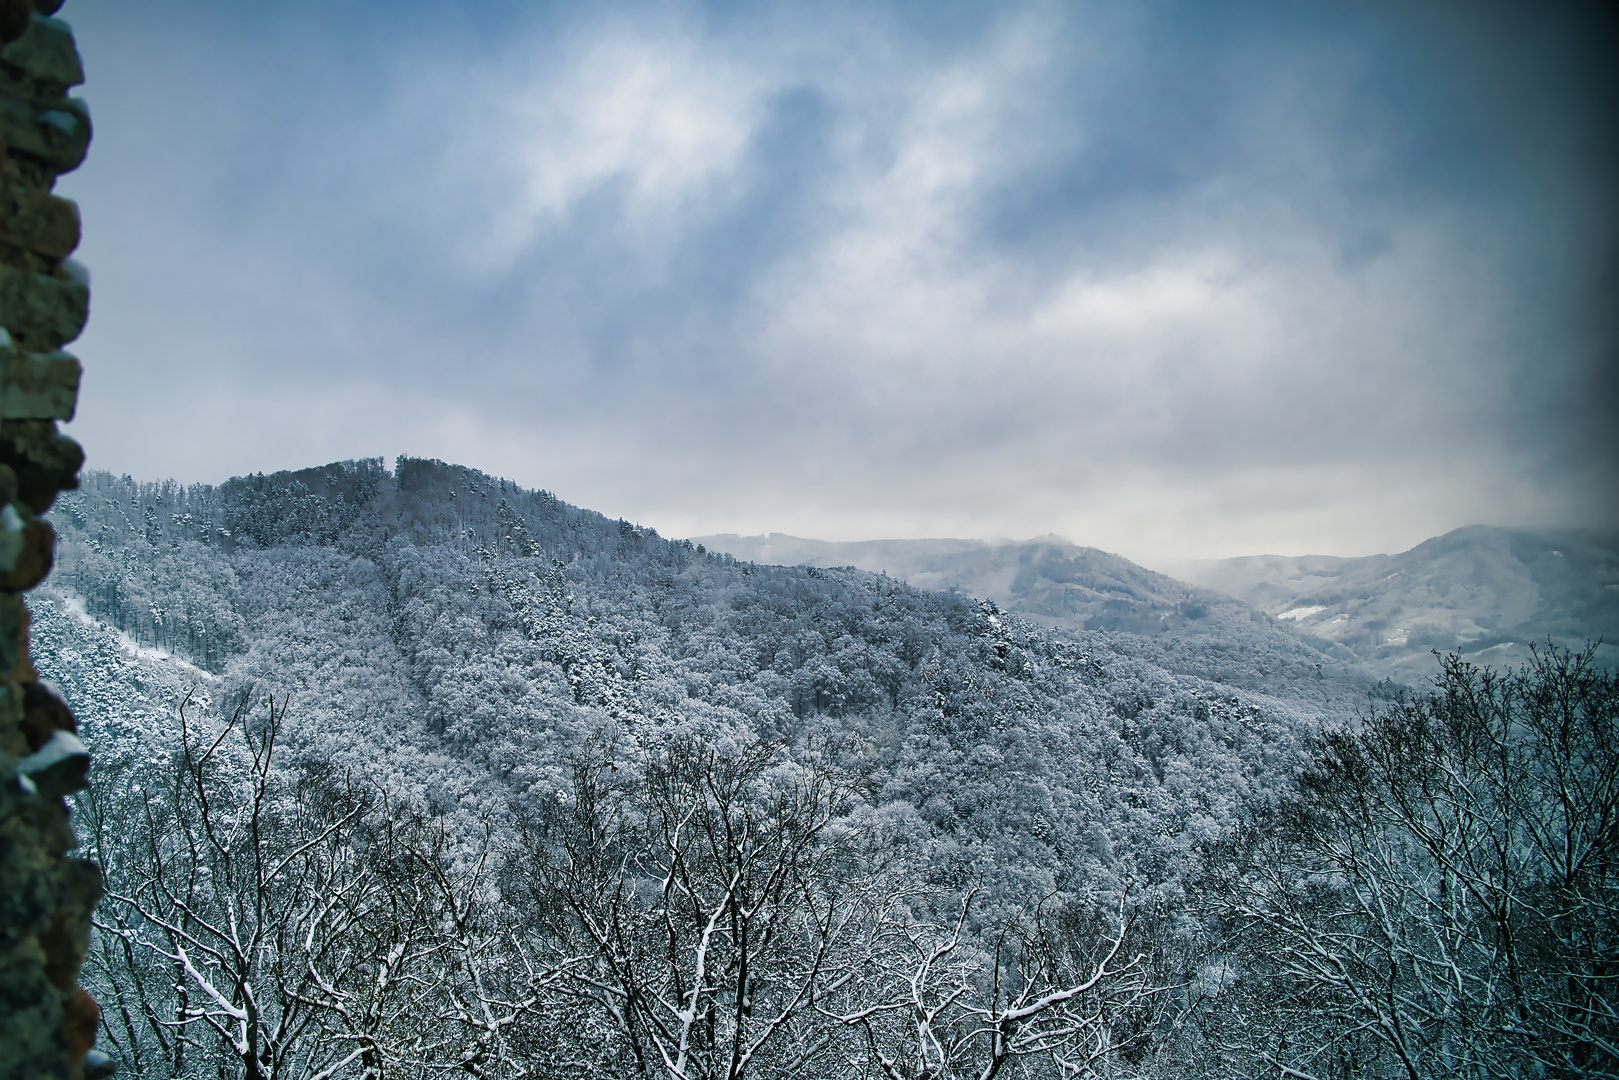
[[85, 690, 374, 1080], [821, 887, 1156, 1080], [81, 690, 558, 1080], [82, 697, 1182, 1080], [515, 735, 877, 1080], [382, 816, 569, 1079], [1206, 644, 1619, 1080], [517, 734, 1166, 1080]]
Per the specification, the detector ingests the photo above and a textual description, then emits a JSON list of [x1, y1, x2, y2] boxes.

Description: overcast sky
[[55, 0, 1619, 566]]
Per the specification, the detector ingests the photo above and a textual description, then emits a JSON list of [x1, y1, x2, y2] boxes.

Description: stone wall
[[0, 0, 108, 1077]]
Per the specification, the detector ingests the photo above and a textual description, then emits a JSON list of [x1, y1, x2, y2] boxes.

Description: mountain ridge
[[1164, 524, 1619, 675], [45, 458, 1610, 1078], [696, 525, 1618, 678]]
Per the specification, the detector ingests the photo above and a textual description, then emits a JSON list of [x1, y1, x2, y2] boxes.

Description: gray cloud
[[55, 0, 1619, 565]]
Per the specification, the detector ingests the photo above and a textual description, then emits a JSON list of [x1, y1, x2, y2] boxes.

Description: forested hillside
[[699, 528, 1619, 681], [36, 460, 1617, 1079], [47, 457, 1331, 859], [696, 533, 1371, 694]]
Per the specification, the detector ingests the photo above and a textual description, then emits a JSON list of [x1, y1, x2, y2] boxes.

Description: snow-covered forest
[[35, 458, 1619, 1079]]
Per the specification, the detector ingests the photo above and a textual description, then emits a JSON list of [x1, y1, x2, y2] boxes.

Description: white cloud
[[51, 0, 1617, 564], [417, 24, 762, 273]]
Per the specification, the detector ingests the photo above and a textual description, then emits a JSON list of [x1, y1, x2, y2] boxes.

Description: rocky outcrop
[[0, 2, 108, 1077]]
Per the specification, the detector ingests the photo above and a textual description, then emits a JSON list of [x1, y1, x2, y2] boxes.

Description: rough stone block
[[61, 987, 94, 1059], [16, 731, 86, 798], [0, 942, 66, 1080], [9, 596, 31, 682], [18, 681, 69, 752], [0, 588, 19, 673], [0, 16, 81, 90], [41, 859, 96, 990], [51, 857, 98, 913], [0, 499, 21, 570], [0, 188, 77, 258], [0, 265, 85, 350], [23, 789, 76, 858], [1, 350, 77, 420], [0, 420, 82, 512], [0, 0, 26, 46], [0, 4, 85, 1075], [0, 671, 24, 760], [0, 823, 54, 937], [0, 87, 86, 173], [0, 513, 51, 591]]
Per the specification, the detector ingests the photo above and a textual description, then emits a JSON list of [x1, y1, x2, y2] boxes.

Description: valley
[[36, 458, 1617, 1080], [698, 527, 1619, 680]]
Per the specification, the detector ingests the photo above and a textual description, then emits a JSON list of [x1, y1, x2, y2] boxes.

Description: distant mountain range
[[694, 525, 1619, 680], [1166, 526, 1619, 676], [692, 532, 1279, 635]]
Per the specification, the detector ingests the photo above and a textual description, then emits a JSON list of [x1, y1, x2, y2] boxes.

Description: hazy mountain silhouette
[[1165, 526, 1619, 676], [696, 526, 1619, 679], [694, 532, 1374, 692]]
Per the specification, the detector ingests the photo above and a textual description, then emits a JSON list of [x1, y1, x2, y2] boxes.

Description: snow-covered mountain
[[42, 461, 1617, 1079], [1164, 525, 1619, 676], [695, 532, 1386, 695], [698, 526, 1618, 679]]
